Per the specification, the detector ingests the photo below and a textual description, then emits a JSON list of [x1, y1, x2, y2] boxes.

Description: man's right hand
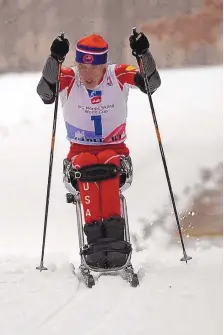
[[50, 33, 70, 62]]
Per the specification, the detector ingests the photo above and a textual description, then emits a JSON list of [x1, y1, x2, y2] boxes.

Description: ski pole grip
[[132, 27, 138, 37], [60, 31, 65, 39]]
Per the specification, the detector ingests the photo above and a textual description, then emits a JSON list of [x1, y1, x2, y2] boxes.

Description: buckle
[[74, 171, 82, 179]]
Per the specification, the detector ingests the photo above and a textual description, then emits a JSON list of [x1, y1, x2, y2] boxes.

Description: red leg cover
[[97, 150, 121, 219], [73, 153, 101, 224]]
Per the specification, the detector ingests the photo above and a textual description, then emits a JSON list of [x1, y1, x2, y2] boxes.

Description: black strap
[[81, 240, 132, 255], [70, 163, 120, 182]]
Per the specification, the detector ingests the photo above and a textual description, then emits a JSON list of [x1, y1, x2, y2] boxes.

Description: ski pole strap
[[136, 51, 156, 77]]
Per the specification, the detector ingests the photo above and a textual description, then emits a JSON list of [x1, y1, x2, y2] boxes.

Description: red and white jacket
[[37, 57, 161, 156], [59, 64, 138, 146]]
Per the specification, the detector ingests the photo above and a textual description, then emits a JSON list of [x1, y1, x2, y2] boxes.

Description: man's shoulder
[[61, 66, 76, 77], [113, 64, 138, 76]]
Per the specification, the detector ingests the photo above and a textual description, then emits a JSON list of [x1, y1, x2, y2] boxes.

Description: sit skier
[[37, 31, 161, 269]]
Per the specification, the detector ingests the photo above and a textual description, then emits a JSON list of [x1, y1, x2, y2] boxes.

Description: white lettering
[[86, 209, 91, 217], [83, 182, 89, 191], [85, 195, 90, 204]]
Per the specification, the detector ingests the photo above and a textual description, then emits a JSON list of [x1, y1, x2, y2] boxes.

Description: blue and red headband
[[75, 34, 108, 65]]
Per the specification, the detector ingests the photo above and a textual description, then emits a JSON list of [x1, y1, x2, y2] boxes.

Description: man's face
[[77, 63, 106, 89]]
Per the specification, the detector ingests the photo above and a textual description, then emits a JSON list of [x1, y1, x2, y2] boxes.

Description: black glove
[[50, 33, 69, 62], [129, 31, 149, 57]]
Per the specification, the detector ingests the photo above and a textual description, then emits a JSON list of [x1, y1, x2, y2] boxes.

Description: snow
[[0, 66, 222, 335]]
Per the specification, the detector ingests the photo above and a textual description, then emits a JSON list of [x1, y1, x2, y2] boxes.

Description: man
[[37, 31, 161, 268]]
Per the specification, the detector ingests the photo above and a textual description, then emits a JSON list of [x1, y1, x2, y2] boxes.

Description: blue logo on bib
[[87, 89, 102, 104]]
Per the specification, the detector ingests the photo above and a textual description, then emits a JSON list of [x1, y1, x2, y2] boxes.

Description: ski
[[71, 262, 139, 288], [70, 263, 95, 288]]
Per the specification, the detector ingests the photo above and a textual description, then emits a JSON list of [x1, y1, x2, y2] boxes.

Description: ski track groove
[[35, 266, 144, 335], [36, 291, 78, 331], [35, 266, 81, 332]]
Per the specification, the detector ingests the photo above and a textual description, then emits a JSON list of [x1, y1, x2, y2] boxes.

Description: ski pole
[[132, 27, 192, 263], [36, 54, 63, 271]]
